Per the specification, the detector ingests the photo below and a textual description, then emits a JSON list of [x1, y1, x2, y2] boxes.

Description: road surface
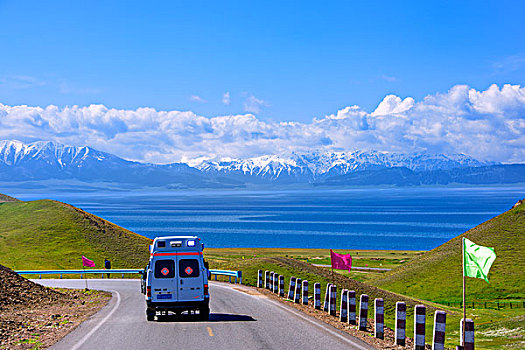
[[35, 279, 375, 350]]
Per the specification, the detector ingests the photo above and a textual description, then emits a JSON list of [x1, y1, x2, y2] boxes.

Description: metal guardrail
[[209, 269, 243, 284], [16, 269, 143, 279], [16, 268, 243, 284]]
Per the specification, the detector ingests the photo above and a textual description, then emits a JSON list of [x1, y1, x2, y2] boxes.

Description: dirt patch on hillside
[[0, 265, 110, 349]]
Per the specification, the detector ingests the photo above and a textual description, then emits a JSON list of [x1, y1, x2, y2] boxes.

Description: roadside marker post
[[374, 298, 384, 339], [329, 285, 337, 316], [340, 289, 348, 322], [314, 283, 321, 309], [302, 280, 308, 305], [269, 272, 274, 290], [414, 305, 426, 350], [432, 311, 447, 350], [274, 273, 279, 293], [395, 301, 407, 346], [460, 318, 474, 350], [348, 290, 356, 325], [359, 294, 369, 331], [288, 277, 296, 300], [278, 275, 285, 297], [265, 271, 269, 289], [257, 270, 263, 288], [294, 278, 302, 304], [323, 283, 332, 312]]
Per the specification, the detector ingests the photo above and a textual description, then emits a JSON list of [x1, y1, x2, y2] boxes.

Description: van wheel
[[199, 306, 210, 321], [146, 308, 155, 321]]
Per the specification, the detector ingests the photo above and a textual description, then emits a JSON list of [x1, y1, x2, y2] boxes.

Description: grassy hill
[[0, 193, 20, 202], [0, 198, 151, 270], [372, 200, 525, 302]]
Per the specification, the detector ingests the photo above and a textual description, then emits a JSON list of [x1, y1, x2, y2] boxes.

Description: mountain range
[[0, 140, 523, 188]]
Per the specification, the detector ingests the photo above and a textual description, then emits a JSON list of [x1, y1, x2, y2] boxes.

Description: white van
[[144, 236, 209, 321]]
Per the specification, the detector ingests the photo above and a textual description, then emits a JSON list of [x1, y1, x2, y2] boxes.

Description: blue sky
[[1, 1, 524, 122], [0, 1, 524, 163]]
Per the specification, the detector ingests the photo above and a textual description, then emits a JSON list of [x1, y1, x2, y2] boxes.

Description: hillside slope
[[0, 193, 19, 202], [372, 200, 525, 301], [0, 199, 151, 270]]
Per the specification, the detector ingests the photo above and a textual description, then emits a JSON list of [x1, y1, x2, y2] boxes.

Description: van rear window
[[154, 259, 175, 278], [179, 259, 200, 278]]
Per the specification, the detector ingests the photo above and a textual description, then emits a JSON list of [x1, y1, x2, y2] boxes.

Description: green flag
[[463, 237, 496, 283]]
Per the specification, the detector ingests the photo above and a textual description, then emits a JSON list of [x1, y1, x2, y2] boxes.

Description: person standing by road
[[104, 258, 111, 278]]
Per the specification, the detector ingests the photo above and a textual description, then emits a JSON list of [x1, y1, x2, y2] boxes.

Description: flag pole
[[462, 237, 466, 348], [84, 266, 88, 290]]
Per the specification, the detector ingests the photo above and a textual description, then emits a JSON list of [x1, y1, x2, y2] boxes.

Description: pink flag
[[82, 256, 95, 268], [330, 249, 352, 272]]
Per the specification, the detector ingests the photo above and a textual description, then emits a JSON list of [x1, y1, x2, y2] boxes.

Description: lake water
[[12, 187, 525, 250]]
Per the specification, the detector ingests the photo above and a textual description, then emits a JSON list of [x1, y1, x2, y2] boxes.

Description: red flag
[[330, 249, 352, 272], [82, 256, 95, 267]]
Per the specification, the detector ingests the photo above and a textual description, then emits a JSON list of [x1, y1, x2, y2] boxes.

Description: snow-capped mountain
[[0, 140, 216, 187], [0, 140, 519, 188], [0, 140, 118, 168], [192, 151, 494, 182]]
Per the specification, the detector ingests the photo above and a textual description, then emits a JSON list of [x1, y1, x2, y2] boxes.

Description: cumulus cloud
[[243, 95, 267, 114], [0, 84, 524, 164], [222, 92, 230, 105], [189, 95, 206, 103]]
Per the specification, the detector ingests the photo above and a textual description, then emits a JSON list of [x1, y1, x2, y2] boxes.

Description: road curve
[[34, 279, 375, 350]]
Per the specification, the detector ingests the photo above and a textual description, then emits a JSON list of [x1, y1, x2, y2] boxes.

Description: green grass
[[372, 203, 525, 302], [1, 195, 522, 349], [0, 199, 152, 270]]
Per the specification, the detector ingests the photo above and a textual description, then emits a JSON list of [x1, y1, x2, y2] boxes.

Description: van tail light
[[204, 284, 209, 296], [147, 286, 151, 297]]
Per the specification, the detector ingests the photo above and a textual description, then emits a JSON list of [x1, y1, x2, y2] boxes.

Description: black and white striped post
[[359, 294, 368, 331], [273, 273, 279, 294], [374, 298, 384, 339], [264, 270, 269, 289], [395, 301, 407, 346], [278, 275, 285, 297], [314, 282, 321, 309], [414, 305, 426, 350], [257, 270, 263, 288], [294, 278, 302, 303], [340, 289, 348, 322], [432, 311, 446, 350], [323, 283, 332, 312], [460, 318, 474, 350], [288, 276, 296, 300], [348, 290, 357, 325], [269, 271, 274, 290], [329, 285, 337, 316], [302, 280, 308, 305]]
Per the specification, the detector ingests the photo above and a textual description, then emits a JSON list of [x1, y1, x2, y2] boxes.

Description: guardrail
[[209, 269, 243, 284], [16, 269, 144, 279], [16, 268, 243, 284]]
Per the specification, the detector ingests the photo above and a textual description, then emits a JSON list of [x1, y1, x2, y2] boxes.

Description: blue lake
[[12, 187, 525, 250]]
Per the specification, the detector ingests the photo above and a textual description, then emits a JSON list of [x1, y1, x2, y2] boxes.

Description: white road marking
[[211, 283, 372, 350], [70, 290, 121, 350]]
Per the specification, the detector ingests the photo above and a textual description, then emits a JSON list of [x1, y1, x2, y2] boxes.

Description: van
[[143, 235, 209, 321]]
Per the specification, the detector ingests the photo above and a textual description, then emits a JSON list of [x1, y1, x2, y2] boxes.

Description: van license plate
[[157, 294, 172, 299]]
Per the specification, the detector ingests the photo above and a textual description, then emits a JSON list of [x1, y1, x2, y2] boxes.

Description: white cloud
[[243, 95, 267, 114], [189, 95, 206, 103], [380, 74, 397, 82], [0, 84, 524, 164], [222, 92, 230, 105]]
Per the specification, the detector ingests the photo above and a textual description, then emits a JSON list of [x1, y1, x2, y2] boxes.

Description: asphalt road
[[34, 279, 375, 350]]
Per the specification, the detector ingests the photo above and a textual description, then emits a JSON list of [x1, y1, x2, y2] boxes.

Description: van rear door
[[177, 258, 204, 301], [152, 258, 179, 302]]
